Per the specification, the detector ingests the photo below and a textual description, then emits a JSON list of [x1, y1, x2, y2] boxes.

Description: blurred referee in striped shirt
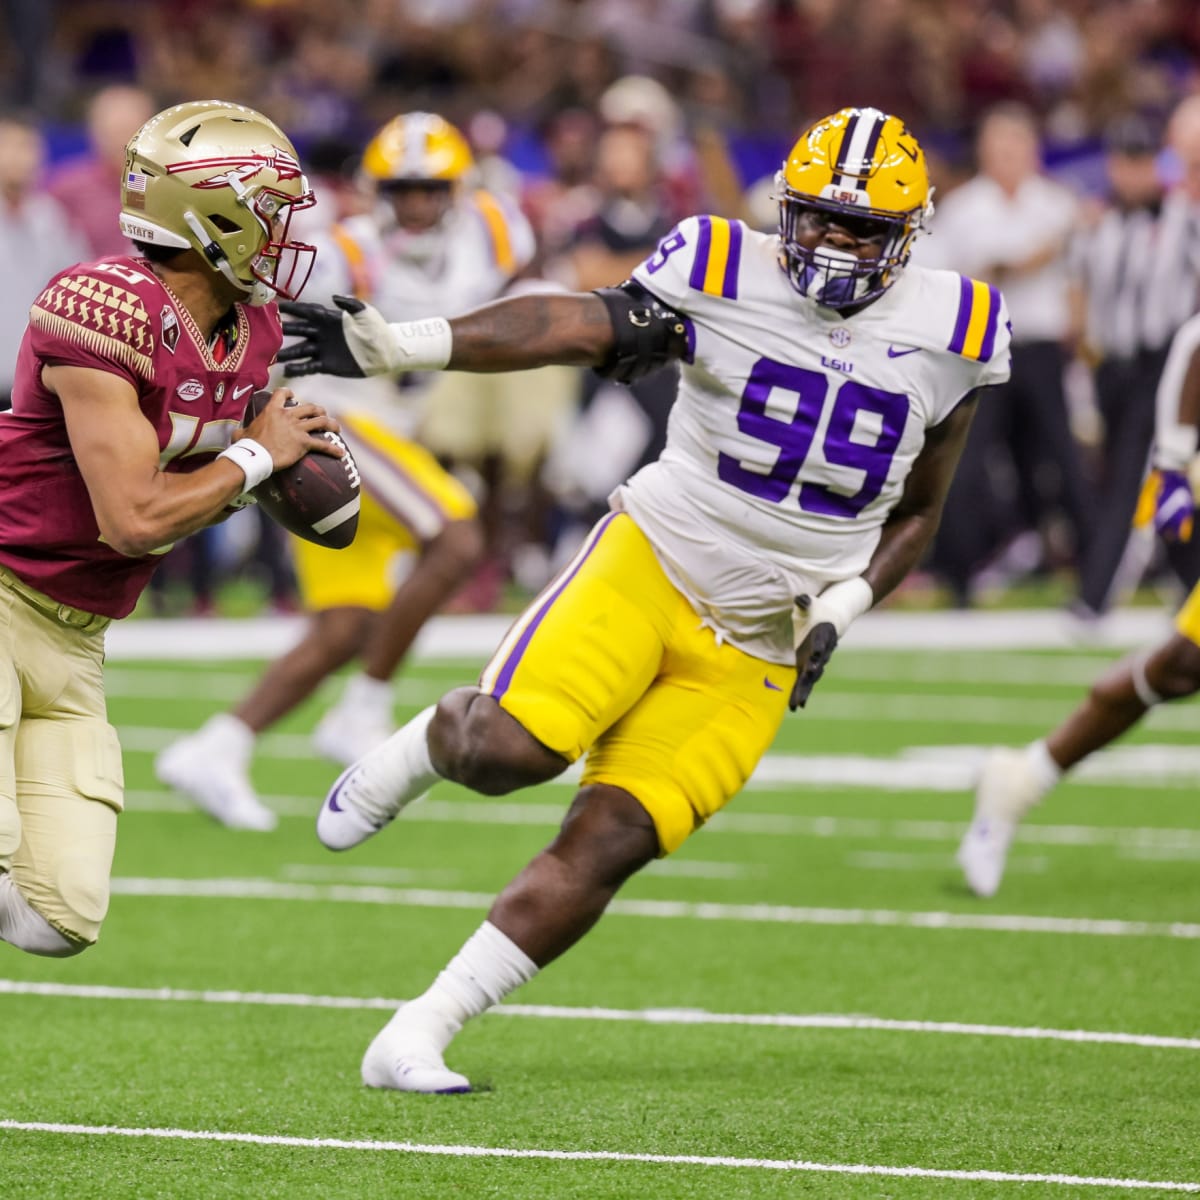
[[1074, 100, 1200, 617]]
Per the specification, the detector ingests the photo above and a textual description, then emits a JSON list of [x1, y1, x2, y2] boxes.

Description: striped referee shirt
[[1075, 190, 1200, 359]]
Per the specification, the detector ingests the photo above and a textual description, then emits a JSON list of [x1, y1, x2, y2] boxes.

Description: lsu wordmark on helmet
[[777, 106, 934, 309], [119, 100, 317, 305]]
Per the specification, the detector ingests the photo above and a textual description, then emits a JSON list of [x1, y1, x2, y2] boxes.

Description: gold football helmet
[[776, 107, 933, 309], [119, 100, 316, 305], [360, 112, 474, 185]]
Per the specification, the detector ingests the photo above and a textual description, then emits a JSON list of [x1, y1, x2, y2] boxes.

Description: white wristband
[[218, 438, 274, 491], [793, 576, 874, 646], [385, 318, 453, 371], [1153, 425, 1198, 472]]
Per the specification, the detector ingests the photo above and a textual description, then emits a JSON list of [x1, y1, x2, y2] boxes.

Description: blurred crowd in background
[[4, 0, 1200, 620]]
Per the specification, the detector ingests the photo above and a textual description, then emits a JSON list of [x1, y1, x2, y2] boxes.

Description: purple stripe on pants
[[488, 512, 619, 701]]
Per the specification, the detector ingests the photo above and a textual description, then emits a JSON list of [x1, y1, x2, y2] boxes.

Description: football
[[240, 389, 360, 549]]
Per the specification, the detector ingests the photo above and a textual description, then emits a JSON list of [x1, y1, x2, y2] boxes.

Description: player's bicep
[[46, 364, 161, 534]]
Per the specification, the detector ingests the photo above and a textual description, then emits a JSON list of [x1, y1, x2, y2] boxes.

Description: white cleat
[[315, 757, 427, 852], [311, 705, 393, 768], [155, 737, 277, 832], [958, 747, 1044, 897], [361, 1025, 471, 1094]]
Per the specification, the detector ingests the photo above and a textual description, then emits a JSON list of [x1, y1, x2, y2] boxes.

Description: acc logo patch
[[176, 379, 206, 403], [160, 306, 180, 354]]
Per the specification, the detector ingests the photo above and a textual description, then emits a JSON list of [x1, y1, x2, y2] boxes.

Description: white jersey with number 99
[[612, 214, 1012, 665]]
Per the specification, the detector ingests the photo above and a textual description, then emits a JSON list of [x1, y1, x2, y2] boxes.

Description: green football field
[[3, 635, 1200, 1198]]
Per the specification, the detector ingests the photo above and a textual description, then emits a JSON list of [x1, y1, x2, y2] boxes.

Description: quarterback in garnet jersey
[[0, 256, 282, 617], [0, 100, 340, 961]]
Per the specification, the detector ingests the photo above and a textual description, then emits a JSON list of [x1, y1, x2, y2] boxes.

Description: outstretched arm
[[278, 292, 615, 377], [446, 293, 616, 371], [277, 283, 687, 383]]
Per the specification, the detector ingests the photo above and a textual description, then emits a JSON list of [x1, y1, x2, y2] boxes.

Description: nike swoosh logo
[[232, 384, 254, 400], [326, 780, 345, 812], [887, 345, 921, 358], [764, 677, 783, 692]]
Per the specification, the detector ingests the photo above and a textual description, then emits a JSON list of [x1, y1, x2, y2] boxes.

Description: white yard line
[[112, 689, 1200, 742], [103, 877, 1200, 939], [103, 670, 443, 707], [845, 851, 1049, 874], [102, 609, 1174, 661], [2, 978, 1197, 1052], [119, 732, 1200, 788], [0, 1120, 1193, 1191], [122, 789, 1200, 856]]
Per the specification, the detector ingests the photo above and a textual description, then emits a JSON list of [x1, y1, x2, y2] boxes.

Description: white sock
[[201, 713, 255, 765], [1026, 739, 1062, 794], [339, 673, 393, 716], [388, 921, 539, 1053], [366, 705, 439, 798], [0, 873, 79, 957]]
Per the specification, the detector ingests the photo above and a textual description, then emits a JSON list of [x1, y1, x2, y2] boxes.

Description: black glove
[[277, 295, 368, 378], [790, 594, 838, 711]]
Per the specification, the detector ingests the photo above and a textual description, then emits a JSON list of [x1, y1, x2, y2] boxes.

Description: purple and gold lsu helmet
[[777, 106, 933, 310]]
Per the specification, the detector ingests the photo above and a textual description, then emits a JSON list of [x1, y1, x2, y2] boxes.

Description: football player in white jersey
[[959, 310, 1200, 898], [279, 106, 1013, 1092], [157, 114, 535, 827]]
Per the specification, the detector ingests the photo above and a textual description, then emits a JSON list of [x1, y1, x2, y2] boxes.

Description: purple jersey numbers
[[717, 358, 909, 517], [644, 229, 687, 275]]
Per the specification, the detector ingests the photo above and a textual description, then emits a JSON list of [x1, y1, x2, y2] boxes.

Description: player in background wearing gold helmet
[[280, 107, 1011, 1092], [0, 100, 342, 952], [156, 113, 536, 823]]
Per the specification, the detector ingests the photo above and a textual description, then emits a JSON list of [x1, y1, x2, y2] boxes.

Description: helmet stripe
[[835, 110, 884, 191], [834, 114, 860, 172]]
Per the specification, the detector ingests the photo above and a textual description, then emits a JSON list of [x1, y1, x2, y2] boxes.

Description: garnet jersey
[[613, 215, 1013, 665], [0, 255, 283, 618]]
